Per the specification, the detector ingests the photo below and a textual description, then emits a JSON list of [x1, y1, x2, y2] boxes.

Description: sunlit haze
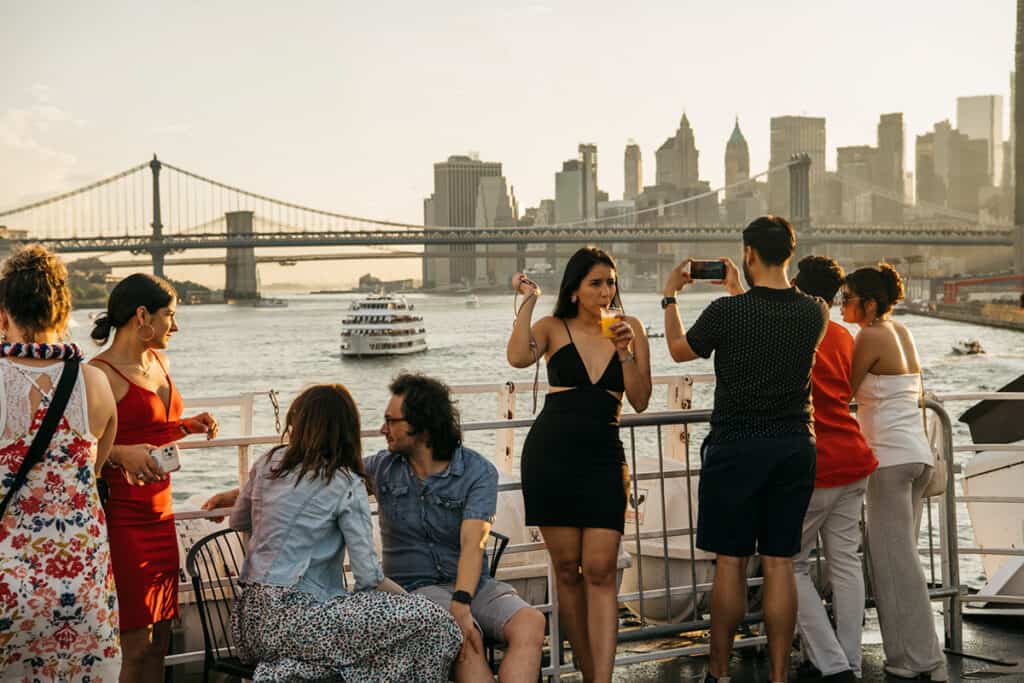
[[1, 1, 1016, 286]]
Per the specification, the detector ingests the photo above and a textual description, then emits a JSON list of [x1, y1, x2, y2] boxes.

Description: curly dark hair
[[0, 244, 72, 337], [794, 255, 845, 305], [845, 263, 905, 316], [552, 246, 623, 319], [389, 372, 462, 461]]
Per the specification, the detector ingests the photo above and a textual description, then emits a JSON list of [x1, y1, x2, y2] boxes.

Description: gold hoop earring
[[138, 323, 156, 343]]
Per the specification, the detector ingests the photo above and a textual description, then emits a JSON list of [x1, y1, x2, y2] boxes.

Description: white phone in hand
[[150, 443, 181, 474]]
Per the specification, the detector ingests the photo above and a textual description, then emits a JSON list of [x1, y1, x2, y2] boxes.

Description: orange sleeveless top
[[95, 354, 185, 526]]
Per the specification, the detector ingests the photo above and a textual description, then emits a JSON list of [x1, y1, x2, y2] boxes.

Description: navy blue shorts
[[696, 435, 816, 558]]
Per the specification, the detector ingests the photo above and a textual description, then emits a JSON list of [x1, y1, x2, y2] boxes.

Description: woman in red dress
[[90, 274, 218, 682]]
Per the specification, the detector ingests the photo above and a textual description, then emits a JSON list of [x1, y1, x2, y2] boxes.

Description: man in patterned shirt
[[661, 215, 829, 683]]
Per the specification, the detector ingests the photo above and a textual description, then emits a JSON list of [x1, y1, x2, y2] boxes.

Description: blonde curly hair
[[0, 244, 72, 336]]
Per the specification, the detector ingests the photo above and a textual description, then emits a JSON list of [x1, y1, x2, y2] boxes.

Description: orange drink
[[600, 307, 623, 338]]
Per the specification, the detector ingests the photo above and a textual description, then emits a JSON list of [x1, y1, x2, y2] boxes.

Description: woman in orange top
[[792, 257, 878, 683], [90, 274, 218, 682]]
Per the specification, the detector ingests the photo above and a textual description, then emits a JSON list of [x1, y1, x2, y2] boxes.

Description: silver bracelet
[[619, 350, 635, 364]]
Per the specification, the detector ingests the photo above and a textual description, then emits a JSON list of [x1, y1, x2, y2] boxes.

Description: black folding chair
[[484, 529, 511, 670], [184, 528, 256, 683]]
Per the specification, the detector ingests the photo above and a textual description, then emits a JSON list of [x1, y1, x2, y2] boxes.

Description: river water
[[68, 291, 1024, 586]]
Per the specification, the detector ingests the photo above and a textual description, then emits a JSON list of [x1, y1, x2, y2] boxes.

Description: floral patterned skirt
[[232, 583, 462, 683]]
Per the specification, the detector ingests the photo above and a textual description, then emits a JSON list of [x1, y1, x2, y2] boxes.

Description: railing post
[[926, 398, 963, 650], [238, 394, 254, 486], [496, 382, 516, 474]]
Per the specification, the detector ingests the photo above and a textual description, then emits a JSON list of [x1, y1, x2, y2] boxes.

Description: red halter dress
[[95, 354, 185, 631]]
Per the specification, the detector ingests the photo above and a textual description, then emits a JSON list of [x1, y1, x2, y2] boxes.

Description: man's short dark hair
[[742, 215, 796, 266], [389, 373, 462, 461], [794, 256, 845, 305]]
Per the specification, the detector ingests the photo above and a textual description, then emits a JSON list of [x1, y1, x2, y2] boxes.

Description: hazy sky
[[0, 1, 1016, 285]]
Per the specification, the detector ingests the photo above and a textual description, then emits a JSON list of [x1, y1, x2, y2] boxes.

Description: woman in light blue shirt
[[230, 384, 462, 682]]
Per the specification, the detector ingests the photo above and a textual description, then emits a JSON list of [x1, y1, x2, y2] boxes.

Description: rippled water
[[68, 291, 1024, 586]]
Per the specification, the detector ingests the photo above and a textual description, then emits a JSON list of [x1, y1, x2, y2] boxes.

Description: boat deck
[[606, 613, 1024, 682]]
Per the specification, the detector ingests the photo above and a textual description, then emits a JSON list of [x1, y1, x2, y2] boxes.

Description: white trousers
[[794, 478, 868, 677]]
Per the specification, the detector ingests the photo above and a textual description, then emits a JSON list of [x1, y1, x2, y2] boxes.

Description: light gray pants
[[794, 479, 868, 677], [865, 463, 944, 674]]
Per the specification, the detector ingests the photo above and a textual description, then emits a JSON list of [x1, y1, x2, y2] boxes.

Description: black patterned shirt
[[686, 286, 828, 444]]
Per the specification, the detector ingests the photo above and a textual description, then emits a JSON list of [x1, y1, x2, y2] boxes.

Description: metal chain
[[268, 389, 282, 434]]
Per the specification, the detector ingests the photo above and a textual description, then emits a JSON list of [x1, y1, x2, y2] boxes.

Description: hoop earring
[[138, 323, 156, 343]]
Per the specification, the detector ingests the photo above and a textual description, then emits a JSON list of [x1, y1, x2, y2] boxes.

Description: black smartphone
[[690, 260, 726, 280]]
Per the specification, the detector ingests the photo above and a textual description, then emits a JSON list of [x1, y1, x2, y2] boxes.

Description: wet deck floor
[[603, 614, 1024, 682]]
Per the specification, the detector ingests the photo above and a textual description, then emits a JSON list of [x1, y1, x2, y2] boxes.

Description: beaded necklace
[[0, 342, 84, 361]]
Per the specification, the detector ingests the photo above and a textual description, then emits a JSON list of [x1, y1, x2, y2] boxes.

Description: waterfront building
[[957, 95, 1005, 186], [837, 145, 877, 223], [724, 117, 759, 225], [624, 142, 642, 200], [655, 113, 700, 190], [537, 199, 556, 226], [875, 113, 905, 223], [554, 145, 599, 224], [915, 120, 992, 217], [422, 154, 502, 289], [769, 116, 826, 220]]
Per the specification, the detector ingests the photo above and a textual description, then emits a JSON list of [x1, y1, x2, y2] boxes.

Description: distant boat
[[253, 297, 288, 308], [952, 339, 985, 355], [340, 293, 427, 358], [465, 294, 480, 308]]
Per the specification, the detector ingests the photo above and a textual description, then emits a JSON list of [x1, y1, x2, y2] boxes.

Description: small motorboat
[[464, 294, 480, 308], [952, 339, 985, 355]]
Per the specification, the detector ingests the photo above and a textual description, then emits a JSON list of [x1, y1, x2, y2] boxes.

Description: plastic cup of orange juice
[[600, 306, 623, 338]]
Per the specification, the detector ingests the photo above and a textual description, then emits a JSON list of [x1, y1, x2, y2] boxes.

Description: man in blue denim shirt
[[365, 373, 545, 683]]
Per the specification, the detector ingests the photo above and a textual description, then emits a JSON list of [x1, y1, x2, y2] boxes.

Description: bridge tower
[[788, 153, 813, 261], [149, 155, 168, 278], [224, 211, 259, 302]]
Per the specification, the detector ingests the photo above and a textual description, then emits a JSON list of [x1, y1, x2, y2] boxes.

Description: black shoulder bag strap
[[0, 358, 81, 520]]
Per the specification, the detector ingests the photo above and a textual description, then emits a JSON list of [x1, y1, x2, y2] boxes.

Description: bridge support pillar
[[224, 211, 259, 302], [788, 153, 813, 263]]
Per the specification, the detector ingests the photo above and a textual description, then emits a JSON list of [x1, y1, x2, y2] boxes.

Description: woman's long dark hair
[[268, 384, 367, 488], [552, 247, 623, 319], [91, 273, 177, 345]]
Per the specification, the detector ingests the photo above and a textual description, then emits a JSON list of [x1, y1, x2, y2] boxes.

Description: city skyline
[[0, 1, 1017, 285]]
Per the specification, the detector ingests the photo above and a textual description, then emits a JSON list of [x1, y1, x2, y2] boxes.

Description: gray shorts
[[412, 578, 531, 644]]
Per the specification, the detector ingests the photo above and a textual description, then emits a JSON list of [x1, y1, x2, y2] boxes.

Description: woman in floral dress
[[230, 384, 462, 682], [0, 245, 120, 682]]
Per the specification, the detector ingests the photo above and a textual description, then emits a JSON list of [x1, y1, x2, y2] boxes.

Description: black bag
[[0, 359, 81, 520]]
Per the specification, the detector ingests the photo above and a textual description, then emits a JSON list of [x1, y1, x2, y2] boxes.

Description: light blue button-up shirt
[[231, 448, 384, 601], [364, 446, 497, 591]]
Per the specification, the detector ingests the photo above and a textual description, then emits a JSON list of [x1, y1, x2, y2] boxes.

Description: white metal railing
[[158, 375, 1019, 677]]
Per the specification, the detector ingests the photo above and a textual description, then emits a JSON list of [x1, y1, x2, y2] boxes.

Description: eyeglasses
[[382, 416, 407, 427]]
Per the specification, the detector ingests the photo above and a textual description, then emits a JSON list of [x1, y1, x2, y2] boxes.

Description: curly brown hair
[[0, 245, 72, 337]]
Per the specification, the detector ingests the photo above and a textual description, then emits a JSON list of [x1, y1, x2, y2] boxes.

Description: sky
[[0, 1, 1017, 286]]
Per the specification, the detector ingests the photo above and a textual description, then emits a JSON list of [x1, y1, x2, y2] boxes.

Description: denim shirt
[[231, 448, 385, 601], [364, 446, 497, 591]]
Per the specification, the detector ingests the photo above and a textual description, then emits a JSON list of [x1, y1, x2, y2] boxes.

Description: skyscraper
[[422, 154, 502, 288], [724, 117, 750, 199], [655, 113, 700, 190], [555, 159, 584, 224], [836, 145, 876, 223], [624, 142, 642, 200], [769, 116, 826, 220], [957, 95, 1005, 186], [875, 113, 905, 223], [578, 143, 598, 222]]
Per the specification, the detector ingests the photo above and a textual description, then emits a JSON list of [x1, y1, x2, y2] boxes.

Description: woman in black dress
[[507, 247, 651, 682]]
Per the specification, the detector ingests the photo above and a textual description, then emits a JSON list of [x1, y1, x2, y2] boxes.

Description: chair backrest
[[185, 528, 248, 667], [487, 529, 510, 578]]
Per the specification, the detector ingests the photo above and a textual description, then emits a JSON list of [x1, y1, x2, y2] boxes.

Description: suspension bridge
[[0, 155, 1014, 298]]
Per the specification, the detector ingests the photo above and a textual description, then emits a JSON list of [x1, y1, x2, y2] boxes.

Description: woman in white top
[[843, 263, 947, 682]]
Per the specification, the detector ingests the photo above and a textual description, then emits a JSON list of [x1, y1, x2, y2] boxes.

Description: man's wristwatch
[[661, 296, 677, 309], [451, 590, 473, 605]]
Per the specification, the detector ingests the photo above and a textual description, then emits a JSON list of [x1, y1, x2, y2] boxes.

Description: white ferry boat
[[340, 293, 427, 357]]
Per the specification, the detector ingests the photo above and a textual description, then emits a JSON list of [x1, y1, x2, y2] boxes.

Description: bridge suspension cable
[[831, 173, 987, 224]]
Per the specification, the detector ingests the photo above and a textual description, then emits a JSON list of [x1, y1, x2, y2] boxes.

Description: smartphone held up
[[689, 260, 726, 280]]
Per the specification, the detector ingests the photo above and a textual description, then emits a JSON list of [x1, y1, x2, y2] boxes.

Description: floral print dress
[[0, 360, 120, 682]]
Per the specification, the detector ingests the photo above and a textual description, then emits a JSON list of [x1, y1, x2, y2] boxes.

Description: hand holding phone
[[149, 443, 181, 474]]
